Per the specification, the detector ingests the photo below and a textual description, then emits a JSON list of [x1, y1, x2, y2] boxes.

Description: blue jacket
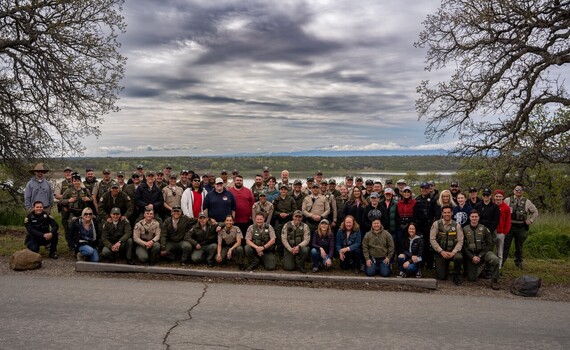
[[24, 177, 53, 210], [336, 229, 362, 253]]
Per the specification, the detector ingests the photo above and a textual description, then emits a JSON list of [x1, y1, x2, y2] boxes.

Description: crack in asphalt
[[168, 342, 264, 349], [163, 283, 208, 350]]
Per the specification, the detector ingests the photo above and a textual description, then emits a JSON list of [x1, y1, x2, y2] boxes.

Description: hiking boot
[[491, 279, 500, 290], [298, 266, 307, 274], [127, 259, 136, 265], [76, 252, 86, 261], [353, 267, 360, 275], [453, 275, 462, 286], [247, 262, 259, 271], [416, 270, 422, 278], [238, 264, 245, 271], [312, 267, 319, 273], [397, 271, 405, 278], [49, 252, 58, 259]]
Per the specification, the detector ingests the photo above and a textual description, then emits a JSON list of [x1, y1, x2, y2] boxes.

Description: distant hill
[[232, 149, 446, 157]]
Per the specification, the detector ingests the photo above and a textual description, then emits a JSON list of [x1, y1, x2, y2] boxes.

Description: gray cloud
[[83, 0, 444, 156]]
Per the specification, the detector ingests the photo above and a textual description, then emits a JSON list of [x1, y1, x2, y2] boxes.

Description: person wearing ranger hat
[[24, 163, 54, 213], [101, 207, 134, 264]]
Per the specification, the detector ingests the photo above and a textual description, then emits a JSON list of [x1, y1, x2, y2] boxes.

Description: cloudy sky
[[84, 0, 453, 157]]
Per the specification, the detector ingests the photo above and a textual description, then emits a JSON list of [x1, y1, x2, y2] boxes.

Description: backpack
[[510, 275, 541, 297]]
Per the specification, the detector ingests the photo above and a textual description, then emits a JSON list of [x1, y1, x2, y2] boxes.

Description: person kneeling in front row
[[362, 218, 394, 277], [398, 222, 423, 278]]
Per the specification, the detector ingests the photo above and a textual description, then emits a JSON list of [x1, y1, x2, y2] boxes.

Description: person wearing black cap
[[302, 176, 314, 196], [220, 169, 230, 188], [272, 184, 297, 254], [155, 170, 167, 190], [101, 207, 133, 264], [181, 174, 208, 219], [127, 164, 145, 184], [123, 173, 142, 222], [449, 181, 461, 203], [135, 170, 164, 222], [363, 179, 374, 201], [328, 179, 341, 198], [474, 187, 500, 245], [160, 207, 193, 265], [414, 182, 436, 269], [467, 187, 481, 207], [116, 171, 127, 191], [354, 177, 364, 193]]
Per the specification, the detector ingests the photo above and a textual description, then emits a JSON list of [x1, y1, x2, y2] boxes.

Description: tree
[[415, 0, 570, 177], [0, 0, 125, 183]]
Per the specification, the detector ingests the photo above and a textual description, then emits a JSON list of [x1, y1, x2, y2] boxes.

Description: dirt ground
[[2, 228, 569, 302]]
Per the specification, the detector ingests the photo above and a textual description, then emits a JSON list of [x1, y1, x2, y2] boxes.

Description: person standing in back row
[[503, 184, 538, 269]]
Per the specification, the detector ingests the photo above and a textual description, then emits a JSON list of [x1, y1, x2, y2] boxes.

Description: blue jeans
[[310, 248, 331, 268], [365, 258, 391, 277], [398, 256, 418, 275], [79, 244, 100, 262]]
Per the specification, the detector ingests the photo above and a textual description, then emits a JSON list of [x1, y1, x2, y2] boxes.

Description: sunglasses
[[84, 213, 93, 216]]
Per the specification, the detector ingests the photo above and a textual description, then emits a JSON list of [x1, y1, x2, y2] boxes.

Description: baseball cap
[[293, 210, 303, 217], [365, 179, 374, 185], [384, 188, 394, 194], [215, 177, 223, 184], [110, 207, 121, 214], [293, 179, 302, 185], [482, 187, 492, 196], [370, 192, 380, 199], [171, 207, 182, 212], [420, 182, 430, 189], [469, 187, 478, 193], [328, 179, 336, 184], [397, 179, 406, 184], [146, 170, 155, 176], [403, 186, 412, 192], [198, 211, 207, 218]]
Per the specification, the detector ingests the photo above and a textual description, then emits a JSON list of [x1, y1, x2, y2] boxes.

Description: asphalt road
[[1, 275, 568, 349]]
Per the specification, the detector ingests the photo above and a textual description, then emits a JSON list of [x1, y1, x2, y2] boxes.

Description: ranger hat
[[293, 210, 303, 217], [30, 163, 49, 174], [110, 207, 121, 214]]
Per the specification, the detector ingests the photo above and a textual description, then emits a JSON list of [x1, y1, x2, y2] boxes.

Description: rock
[[9, 249, 42, 271]]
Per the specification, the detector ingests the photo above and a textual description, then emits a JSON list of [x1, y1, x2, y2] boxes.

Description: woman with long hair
[[342, 187, 368, 229], [70, 207, 99, 262], [434, 189, 457, 219], [336, 215, 362, 274], [397, 222, 424, 278], [310, 219, 335, 272]]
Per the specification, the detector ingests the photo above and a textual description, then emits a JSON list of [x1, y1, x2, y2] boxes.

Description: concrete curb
[[75, 261, 438, 290]]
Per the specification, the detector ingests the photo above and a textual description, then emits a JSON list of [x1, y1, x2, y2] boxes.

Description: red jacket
[[496, 202, 512, 234]]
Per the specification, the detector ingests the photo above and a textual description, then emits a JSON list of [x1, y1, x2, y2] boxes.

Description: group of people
[[23, 163, 539, 289]]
